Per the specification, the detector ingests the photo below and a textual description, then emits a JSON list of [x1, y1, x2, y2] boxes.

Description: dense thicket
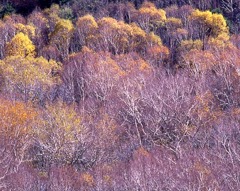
[[0, 1, 239, 190]]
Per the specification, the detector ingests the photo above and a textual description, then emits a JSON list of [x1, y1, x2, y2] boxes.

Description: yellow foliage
[[76, 14, 98, 46], [146, 32, 162, 46], [34, 101, 82, 152], [146, 45, 169, 63], [77, 14, 98, 32], [139, 2, 166, 22], [0, 55, 60, 89], [129, 23, 147, 50], [190, 9, 213, 25], [97, 17, 134, 53], [136, 1, 166, 31], [51, 19, 74, 39], [190, 9, 229, 45], [211, 13, 228, 36], [78, 16, 164, 54], [38, 102, 81, 134], [181, 49, 216, 75], [15, 23, 36, 38], [44, 4, 60, 16], [180, 39, 203, 52], [208, 33, 230, 48], [130, 23, 146, 39], [43, 3, 61, 27], [50, 19, 74, 59], [194, 91, 222, 124], [5, 32, 36, 57], [166, 17, 182, 27], [176, 28, 188, 37]]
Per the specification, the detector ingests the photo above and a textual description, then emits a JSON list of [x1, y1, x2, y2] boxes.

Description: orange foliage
[[81, 173, 94, 186], [0, 98, 36, 137]]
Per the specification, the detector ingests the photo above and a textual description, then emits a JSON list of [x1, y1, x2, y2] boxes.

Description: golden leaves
[[5, 32, 36, 57], [0, 55, 60, 92], [33, 101, 83, 163], [190, 9, 229, 46], [50, 19, 74, 59], [36, 101, 81, 138], [14, 23, 36, 38], [194, 91, 222, 125], [136, 1, 166, 32], [50, 19, 74, 41], [76, 15, 165, 55], [76, 14, 98, 46]]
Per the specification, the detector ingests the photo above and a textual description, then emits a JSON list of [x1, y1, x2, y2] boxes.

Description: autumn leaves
[[0, 1, 240, 190]]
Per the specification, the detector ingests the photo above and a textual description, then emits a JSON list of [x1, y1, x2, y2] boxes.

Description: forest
[[0, 0, 239, 190]]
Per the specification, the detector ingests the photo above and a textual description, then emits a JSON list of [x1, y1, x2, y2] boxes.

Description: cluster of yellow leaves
[[146, 32, 162, 46], [76, 14, 98, 46], [146, 45, 169, 65], [5, 32, 36, 57], [180, 39, 203, 52], [180, 38, 240, 75], [0, 55, 60, 89], [166, 17, 182, 29], [194, 91, 222, 125], [33, 102, 82, 162], [50, 19, 74, 59], [208, 32, 230, 48], [76, 14, 165, 55], [129, 23, 146, 49], [44, 4, 61, 29], [35, 102, 81, 141], [15, 23, 36, 38], [135, 2, 166, 32], [190, 9, 229, 47], [98, 17, 134, 53], [50, 19, 74, 39]]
